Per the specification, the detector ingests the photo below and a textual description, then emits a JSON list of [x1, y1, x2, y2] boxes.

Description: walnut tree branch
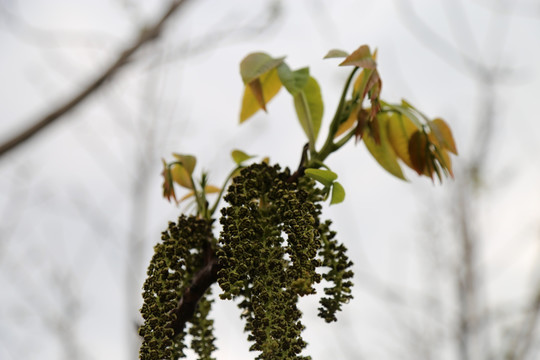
[[170, 242, 220, 336], [0, 0, 189, 159]]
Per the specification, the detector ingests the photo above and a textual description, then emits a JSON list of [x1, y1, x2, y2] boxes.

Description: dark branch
[[0, 0, 189, 159], [170, 242, 220, 336], [287, 143, 309, 183]]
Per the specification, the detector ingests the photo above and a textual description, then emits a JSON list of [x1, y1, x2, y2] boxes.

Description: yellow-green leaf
[[335, 104, 358, 138], [305, 168, 337, 187], [429, 118, 458, 154], [172, 154, 196, 175], [339, 45, 377, 69], [330, 182, 345, 205], [293, 76, 324, 144], [363, 114, 406, 180], [231, 149, 255, 165], [204, 185, 221, 194], [240, 68, 282, 123], [387, 113, 419, 169], [323, 49, 349, 59], [240, 52, 285, 84], [434, 147, 454, 178], [171, 164, 193, 189], [277, 64, 309, 96]]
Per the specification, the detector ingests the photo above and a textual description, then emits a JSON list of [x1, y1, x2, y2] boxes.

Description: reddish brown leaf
[[370, 115, 381, 145], [161, 159, 177, 204], [354, 109, 369, 142], [408, 131, 428, 175], [248, 78, 266, 111], [339, 45, 377, 68]]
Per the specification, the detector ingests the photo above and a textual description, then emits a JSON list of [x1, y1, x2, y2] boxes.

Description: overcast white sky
[[1, 0, 540, 359]]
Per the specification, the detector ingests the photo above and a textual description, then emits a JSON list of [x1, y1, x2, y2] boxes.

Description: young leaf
[[408, 131, 428, 175], [248, 78, 267, 111], [323, 49, 349, 59], [335, 104, 358, 138], [204, 185, 221, 194], [161, 159, 177, 203], [171, 164, 193, 189], [240, 68, 282, 122], [339, 45, 377, 69], [363, 114, 406, 180], [382, 101, 423, 129], [304, 168, 338, 188], [172, 154, 196, 174], [386, 113, 419, 169], [231, 150, 255, 165], [330, 182, 345, 205], [277, 64, 310, 96], [434, 148, 454, 178], [293, 76, 324, 144], [240, 52, 285, 84], [429, 118, 458, 154]]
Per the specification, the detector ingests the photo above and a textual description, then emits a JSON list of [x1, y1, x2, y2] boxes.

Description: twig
[[170, 242, 219, 335], [0, 0, 189, 159], [287, 143, 309, 183]]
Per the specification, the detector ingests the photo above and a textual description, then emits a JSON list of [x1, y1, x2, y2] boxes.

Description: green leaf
[[240, 68, 282, 122], [240, 52, 285, 84], [323, 49, 349, 59], [339, 45, 377, 69], [277, 64, 310, 96], [363, 114, 406, 180], [293, 76, 324, 144], [231, 149, 255, 165], [330, 182, 345, 205], [305, 168, 337, 187]]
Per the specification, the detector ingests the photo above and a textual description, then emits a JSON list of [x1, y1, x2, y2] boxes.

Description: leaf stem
[[209, 166, 242, 216], [317, 67, 359, 162], [334, 127, 357, 151]]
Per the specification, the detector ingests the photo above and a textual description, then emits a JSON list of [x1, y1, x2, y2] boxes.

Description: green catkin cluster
[[296, 177, 355, 323], [316, 220, 354, 322], [139, 215, 216, 360], [217, 163, 354, 359]]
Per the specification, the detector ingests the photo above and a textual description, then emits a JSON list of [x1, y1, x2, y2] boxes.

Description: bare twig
[[0, 0, 190, 159]]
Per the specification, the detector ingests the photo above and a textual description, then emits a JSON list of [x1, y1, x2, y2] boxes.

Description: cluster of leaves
[[139, 216, 216, 360], [238, 44, 458, 183], [161, 154, 220, 211], [217, 163, 353, 359]]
